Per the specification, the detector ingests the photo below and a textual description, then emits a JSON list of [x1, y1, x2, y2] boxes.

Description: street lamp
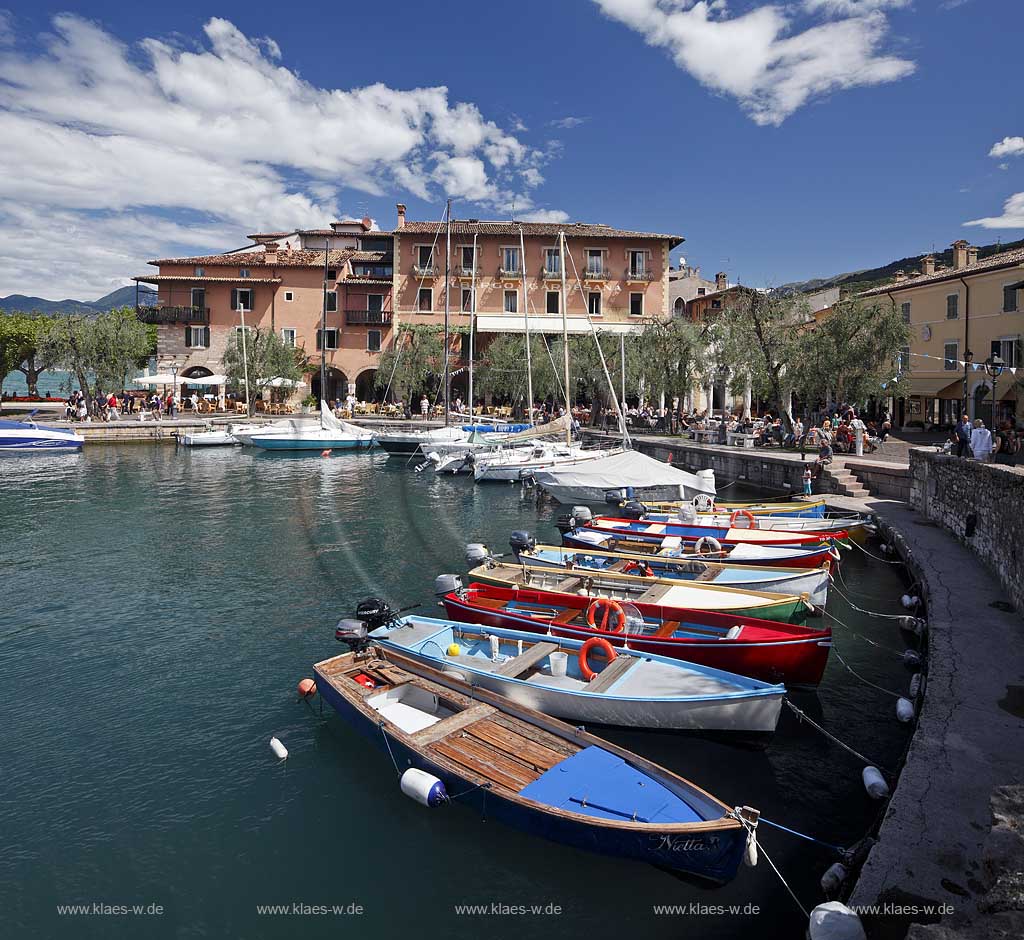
[[984, 354, 1004, 431], [962, 349, 974, 418]]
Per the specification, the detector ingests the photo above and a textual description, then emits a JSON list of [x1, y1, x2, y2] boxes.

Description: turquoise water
[[2, 369, 76, 397], [0, 446, 914, 939]]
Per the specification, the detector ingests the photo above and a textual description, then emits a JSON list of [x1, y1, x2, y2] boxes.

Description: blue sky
[[0, 0, 1021, 298]]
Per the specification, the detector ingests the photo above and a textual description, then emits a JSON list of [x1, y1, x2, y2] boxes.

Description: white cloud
[[989, 136, 1024, 159], [549, 116, 588, 129], [965, 193, 1024, 229], [0, 15, 556, 296], [803, 0, 909, 14], [592, 0, 915, 125], [517, 209, 572, 223]]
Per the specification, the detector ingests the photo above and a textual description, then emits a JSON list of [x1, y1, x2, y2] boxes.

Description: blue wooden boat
[[370, 616, 785, 733], [313, 645, 760, 883]]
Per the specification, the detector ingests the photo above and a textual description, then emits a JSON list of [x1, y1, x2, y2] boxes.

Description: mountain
[[781, 237, 1024, 296], [0, 285, 157, 315]]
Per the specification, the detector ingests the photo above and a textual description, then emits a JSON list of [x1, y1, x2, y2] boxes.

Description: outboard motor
[[509, 530, 536, 558], [620, 500, 647, 521], [604, 488, 627, 505], [554, 513, 576, 535], [570, 505, 593, 525], [676, 503, 698, 524], [335, 618, 371, 650], [355, 597, 396, 631], [434, 574, 464, 597], [465, 543, 490, 565]]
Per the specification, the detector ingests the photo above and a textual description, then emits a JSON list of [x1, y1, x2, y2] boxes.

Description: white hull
[[541, 481, 712, 504], [474, 447, 620, 482], [0, 421, 84, 452], [180, 430, 236, 446]]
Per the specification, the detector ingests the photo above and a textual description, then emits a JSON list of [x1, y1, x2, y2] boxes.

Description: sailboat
[[248, 401, 375, 450]]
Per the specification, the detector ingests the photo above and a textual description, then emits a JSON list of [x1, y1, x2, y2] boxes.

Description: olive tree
[[223, 327, 305, 415]]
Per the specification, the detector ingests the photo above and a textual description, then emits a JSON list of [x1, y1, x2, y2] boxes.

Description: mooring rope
[[819, 607, 907, 659], [379, 721, 401, 775], [784, 699, 894, 776], [758, 817, 846, 855], [848, 537, 906, 564], [833, 558, 918, 601], [826, 576, 914, 621], [732, 816, 809, 920]]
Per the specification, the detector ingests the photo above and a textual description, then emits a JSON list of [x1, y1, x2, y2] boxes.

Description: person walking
[[993, 421, 1018, 466], [954, 413, 971, 458], [419, 394, 429, 418], [970, 418, 992, 462], [851, 413, 866, 456], [802, 466, 813, 496]]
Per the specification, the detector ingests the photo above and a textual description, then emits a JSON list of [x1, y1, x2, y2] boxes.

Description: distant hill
[[0, 285, 157, 315], [782, 238, 1024, 296]]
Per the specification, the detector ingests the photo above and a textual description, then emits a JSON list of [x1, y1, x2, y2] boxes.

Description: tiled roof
[[384, 220, 683, 245], [343, 278, 393, 286], [133, 275, 283, 284], [350, 251, 391, 262], [149, 249, 357, 268], [860, 246, 1024, 296], [246, 231, 293, 240]]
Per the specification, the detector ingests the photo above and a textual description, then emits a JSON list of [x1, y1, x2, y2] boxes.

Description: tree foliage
[[38, 307, 152, 405], [0, 311, 61, 395], [374, 326, 446, 402], [223, 327, 305, 412]]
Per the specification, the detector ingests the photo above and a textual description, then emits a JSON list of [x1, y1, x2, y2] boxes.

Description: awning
[[181, 374, 228, 386], [132, 373, 182, 385], [475, 315, 647, 335], [267, 377, 307, 388], [907, 375, 964, 397]]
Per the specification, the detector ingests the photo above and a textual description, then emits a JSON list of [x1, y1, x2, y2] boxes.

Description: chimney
[[894, 270, 906, 282], [715, 272, 728, 291], [361, 216, 373, 232], [951, 239, 969, 269], [920, 254, 935, 276], [264, 241, 279, 264], [396, 203, 407, 229], [966, 244, 979, 266]]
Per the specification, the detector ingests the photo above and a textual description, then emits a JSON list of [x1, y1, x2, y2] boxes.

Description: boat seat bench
[[493, 641, 560, 677], [584, 655, 638, 693], [430, 733, 543, 792]]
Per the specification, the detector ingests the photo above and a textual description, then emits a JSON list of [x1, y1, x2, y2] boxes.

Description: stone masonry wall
[[909, 451, 1024, 613]]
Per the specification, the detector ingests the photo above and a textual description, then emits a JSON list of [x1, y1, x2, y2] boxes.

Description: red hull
[[443, 584, 832, 687]]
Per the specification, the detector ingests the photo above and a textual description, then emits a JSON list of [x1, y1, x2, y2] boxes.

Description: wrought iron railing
[[136, 306, 209, 324], [346, 309, 393, 325]]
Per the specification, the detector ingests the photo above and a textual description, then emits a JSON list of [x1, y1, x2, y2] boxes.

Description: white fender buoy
[[900, 594, 921, 609], [820, 861, 849, 895], [896, 697, 915, 723], [880, 543, 893, 554], [862, 766, 890, 800], [902, 649, 922, 668], [743, 829, 758, 867], [897, 616, 925, 635], [400, 768, 448, 807], [809, 902, 866, 940], [909, 673, 925, 700], [269, 736, 288, 761]]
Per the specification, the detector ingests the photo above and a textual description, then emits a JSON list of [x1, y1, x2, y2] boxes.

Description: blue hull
[[314, 666, 747, 883]]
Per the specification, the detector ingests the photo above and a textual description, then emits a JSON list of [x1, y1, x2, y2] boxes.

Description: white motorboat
[[229, 419, 303, 446], [370, 616, 785, 733], [179, 427, 236, 446], [372, 424, 472, 456], [532, 450, 716, 504], [0, 418, 84, 453], [473, 442, 621, 482], [249, 402, 376, 451]]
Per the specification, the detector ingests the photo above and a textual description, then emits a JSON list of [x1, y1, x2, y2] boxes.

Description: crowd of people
[[951, 414, 1019, 465], [63, 389, 222, 422]]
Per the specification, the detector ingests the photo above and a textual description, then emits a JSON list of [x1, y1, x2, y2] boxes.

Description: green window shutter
[[316, 330, 322, 351], [185, 326, 191, 347], [203, 326, 211, 348], [230, 288, 238, 310]]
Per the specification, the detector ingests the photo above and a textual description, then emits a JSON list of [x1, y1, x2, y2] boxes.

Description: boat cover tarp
[[533, 450, 713, 494], [519, 746, 701, 824]]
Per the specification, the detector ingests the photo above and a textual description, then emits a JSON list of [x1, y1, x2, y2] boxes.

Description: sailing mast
[[518, 226, 534, 426], [320, 243, 328, 427], [443, 199, 451, 427], [468, 231, 477, 419], [557, 231, 572, 445]]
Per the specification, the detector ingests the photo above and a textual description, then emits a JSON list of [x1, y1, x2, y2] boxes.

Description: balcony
[[346, 309, 393, 326], [455, 265, 482, 279], [625, 268, 655, 282], [542, 266, 562, 280], [136, 305, 209, 324], [584, 267, 610, 281], [498, 266, 522, 279], [412, 264, 438, 277]]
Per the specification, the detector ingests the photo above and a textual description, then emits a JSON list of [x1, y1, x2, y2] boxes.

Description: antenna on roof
[[510, 197, 516, 222]]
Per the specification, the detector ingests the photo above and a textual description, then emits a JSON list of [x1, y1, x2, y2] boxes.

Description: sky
[[0, 0, 1021, 299]]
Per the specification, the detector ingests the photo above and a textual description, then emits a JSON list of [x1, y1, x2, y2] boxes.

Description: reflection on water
[[0, 445, 914, 939]]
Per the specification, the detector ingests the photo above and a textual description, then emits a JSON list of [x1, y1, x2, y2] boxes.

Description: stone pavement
[[826, 494, 1024, 938]]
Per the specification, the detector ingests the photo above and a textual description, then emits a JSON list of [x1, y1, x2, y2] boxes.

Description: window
[[898, 346, 910, 372], [367, 330, 382, 352], [588, 291, 602, 315], [230, 288, 253, 311], [943, 341, 959, 370], [417, 245, 433, 269], [502, 246, 519, 274], [673, 297, 685, 316], [367, 294, 384, 313], [696, 287, 706, 296], [901, 301, 911, 323], [190, 288, 206, 310], [629, 293, 644, 316], [317, 328, 339, 351], [586, 249, 603, 275], [461, 246, 476, 269], [194, 267, 204, 277], [281, 328, 296, 347], [462, 288, 474, 312], [417, 288, 432, 312], [239, 268, 250, 278], [1004, 285, 1019, 313], [504, 290, 518, 313], [325, 291, 338, 313], [992, 338, 1021, 368], [186, 326, 208, 348], [629, 250, 647, 276], [546, 291, 560, 314], [544, 248, 561, 274], [326, 269, 337, 282], [946, 294, 959, 319], [284, 291, 294, 302], [711, 298, 722, 309], [460, 334, 472, 360]]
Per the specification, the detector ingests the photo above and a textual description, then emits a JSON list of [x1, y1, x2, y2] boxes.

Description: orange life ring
[[622, 560, 654, 577], [730, 509, 757, 529], [579, 636, 618, 682], [585, 598, 626, 633]]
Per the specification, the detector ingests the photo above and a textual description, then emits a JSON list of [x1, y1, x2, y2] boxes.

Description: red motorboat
[[442, 582, 832, 688]]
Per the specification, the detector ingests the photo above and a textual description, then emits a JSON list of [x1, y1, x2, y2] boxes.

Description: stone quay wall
[[909, 451, 1024, 614]]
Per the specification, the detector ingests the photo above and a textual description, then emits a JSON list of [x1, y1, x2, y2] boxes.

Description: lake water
[[0, 445, 915, 939]]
